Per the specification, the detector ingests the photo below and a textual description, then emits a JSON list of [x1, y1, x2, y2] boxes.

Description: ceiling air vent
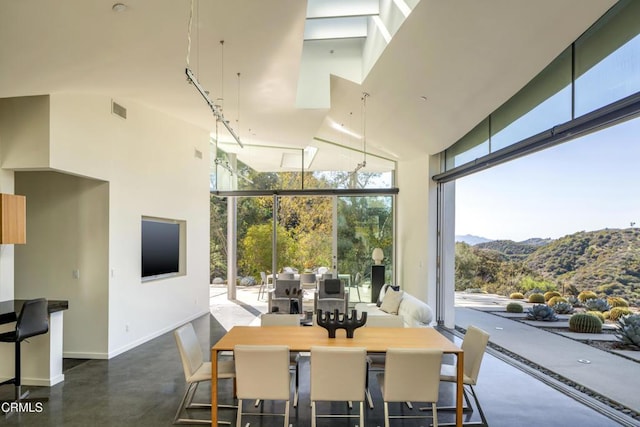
[[111, 101, 127, 119]]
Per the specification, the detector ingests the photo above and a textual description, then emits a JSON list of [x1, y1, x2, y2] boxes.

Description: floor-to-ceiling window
[[337, 195, 394, 302], [454, 114, 640, 305], [434, 0, 640, 324], [211, 192, 395, 303]]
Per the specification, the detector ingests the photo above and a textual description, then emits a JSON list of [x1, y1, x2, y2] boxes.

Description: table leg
[[456, 352, 464, 427], [211, 349, 218, 426]]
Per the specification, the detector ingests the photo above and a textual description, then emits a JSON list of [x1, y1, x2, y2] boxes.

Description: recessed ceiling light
[[112, 3, 127, 12]]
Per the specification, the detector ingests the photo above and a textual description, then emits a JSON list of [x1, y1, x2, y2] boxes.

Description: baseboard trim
[[19, 373, 65, 387], [106, 310, 209, 359], [63, 351, 109, 360]]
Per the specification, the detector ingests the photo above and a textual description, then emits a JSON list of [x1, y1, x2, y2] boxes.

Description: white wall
[[0, 95, 51, 170], [296, 39, 364, 108], [396, 153, 439, 319], [0, 96, 51, 301], [15, 172, 110, 357], [4, 93, 211, 358]]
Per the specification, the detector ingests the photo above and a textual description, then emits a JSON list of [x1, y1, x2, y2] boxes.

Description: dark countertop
[[0, 299, 69, 325]]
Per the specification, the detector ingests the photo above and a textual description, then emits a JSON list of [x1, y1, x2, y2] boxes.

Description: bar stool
[[0, 298, 49, 401]]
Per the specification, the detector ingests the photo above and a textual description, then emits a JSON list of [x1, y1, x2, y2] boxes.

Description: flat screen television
[[141, 218, 180, 279]]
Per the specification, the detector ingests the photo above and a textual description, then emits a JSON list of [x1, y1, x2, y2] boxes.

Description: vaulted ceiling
[[0, 0, 616, 172]]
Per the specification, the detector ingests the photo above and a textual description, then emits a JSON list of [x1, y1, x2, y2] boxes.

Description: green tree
[[455, 242, 481, 290], [239, 223, 296, 277], [210, 195, 227, 281]]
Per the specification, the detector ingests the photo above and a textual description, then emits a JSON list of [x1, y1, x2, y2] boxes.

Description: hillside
[[520, 237, 553, 246], [476, 240, 541, 259], [525, 228, 640, 301]]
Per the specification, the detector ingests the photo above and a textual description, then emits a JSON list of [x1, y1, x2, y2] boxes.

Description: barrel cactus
[[608, 307, 633, 321], [578, 290, 598, 302], [526, 304, 559, 321], [544, 291, 561, 301], [607, 297, 629, 308], [569, 313, 603, 333], [506, 302, 524, 313], [528, 293, 546, 304], [615, 314, 640, 349], [510, 292, 524, 300], [547, 296, 568, 307], [584, 298, 611, 312], [551, 301, 574, 314], [586, 311, 605, 323]]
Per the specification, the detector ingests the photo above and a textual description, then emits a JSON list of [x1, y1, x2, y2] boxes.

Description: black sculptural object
[[285, 287, 302, 314], [316, 309, 367, 338]]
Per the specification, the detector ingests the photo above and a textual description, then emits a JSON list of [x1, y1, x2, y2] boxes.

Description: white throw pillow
[[379, 288, 404, 315]]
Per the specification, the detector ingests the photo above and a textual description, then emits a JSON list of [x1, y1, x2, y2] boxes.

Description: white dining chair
[[365, 314, 406, 409], [259, 313, 301, 407], [422, 325, 490, 427], [310, 346, 367, 427], [378, 348, 443, 427], [173, 323, 235, 425], [234, 345, 292, 427]]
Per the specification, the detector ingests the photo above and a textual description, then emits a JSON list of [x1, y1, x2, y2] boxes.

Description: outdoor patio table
[[211, 325, 464, 426]]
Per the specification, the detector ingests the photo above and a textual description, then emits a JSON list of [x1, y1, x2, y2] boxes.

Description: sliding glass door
[[336, 195, 394, 303], [213, 193, 395, 306]]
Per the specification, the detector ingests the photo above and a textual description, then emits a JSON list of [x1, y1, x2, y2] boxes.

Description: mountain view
[[455, 228, 640, 305], [455, 234, 493, 246]]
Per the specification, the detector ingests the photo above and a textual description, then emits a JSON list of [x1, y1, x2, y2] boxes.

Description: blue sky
[[455, 115, 640, 241]]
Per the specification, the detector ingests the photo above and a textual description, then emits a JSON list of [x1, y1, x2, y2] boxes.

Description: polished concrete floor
[[1, 308, 630, 426]]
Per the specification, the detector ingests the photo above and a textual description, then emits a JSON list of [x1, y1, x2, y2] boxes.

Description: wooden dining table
[[211, 325, 464, 426]]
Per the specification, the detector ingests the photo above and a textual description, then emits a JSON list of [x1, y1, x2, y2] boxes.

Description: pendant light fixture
[[353, 92, 370, 174], [184, 0, 244, 148]]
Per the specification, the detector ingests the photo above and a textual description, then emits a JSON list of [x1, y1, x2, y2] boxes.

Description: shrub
[[528, 293, 546, 304], [608, 307, 633, 321], [551, 302, 574, 314], [526, 304, 559, 321], [547, 296, 568, 307], [607, 297, 629, 308], [566, 284, 580, 296], [519, 277, 557, 293], [578, 290, 598, 302], [586, 311, 605, 323], [615, 314, 640, 349], [510, 292, 524, 300], [544, 291, 562, 301], [583, 298, 611, 312], [506, 302, 524, 313], [239, 276, 257, 286], [570, 313, 603, 333]]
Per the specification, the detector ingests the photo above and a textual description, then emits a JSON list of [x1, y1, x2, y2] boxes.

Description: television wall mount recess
[[141, 217, 185, 281]]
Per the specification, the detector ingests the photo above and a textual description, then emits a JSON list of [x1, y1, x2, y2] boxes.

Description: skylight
[[296, 0, 418, 108]]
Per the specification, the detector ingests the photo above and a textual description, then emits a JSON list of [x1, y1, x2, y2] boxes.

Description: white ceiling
[[0, 0, 616, 173]]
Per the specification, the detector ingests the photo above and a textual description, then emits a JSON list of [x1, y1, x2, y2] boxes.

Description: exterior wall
[[4, 93, 211, 358]]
